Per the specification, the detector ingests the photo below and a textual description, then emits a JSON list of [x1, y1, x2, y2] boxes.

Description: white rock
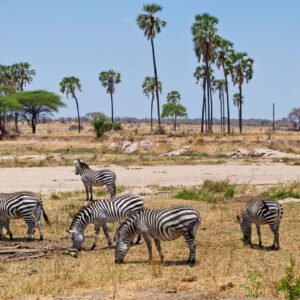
[[139, 140, 153, 150], [123, 142, 138, 153], [108, 142, 118, 150]]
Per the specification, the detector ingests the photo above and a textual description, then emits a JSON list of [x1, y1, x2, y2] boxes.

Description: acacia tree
[[11, 63, 36, 133], [162, 91, 187, 131], [9, 90, 65, 134], [142, 76, 162, 131], [192, 13, 219, 133], [137, 3, 166, 132], [231, 52, 254, 133], [60, 77, 82, 133], [288, 108, 300, 130], [212, 79, 226, 132], [99, 70, 121, 125], [216, 38, 234, 133]]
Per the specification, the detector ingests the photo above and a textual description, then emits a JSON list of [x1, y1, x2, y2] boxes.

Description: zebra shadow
[[249, 244, 277, 251]]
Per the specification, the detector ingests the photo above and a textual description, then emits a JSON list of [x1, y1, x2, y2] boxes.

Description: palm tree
[[60, 76, 82, 133], [192, 13, 219, 133], [142, 76, 162, 131], [99, 70, 121, 125], [10, 62, 36, 133], [137, 3, 166, 132], [212, 79, 226, 132], [194, 65, 214, 133], [233, 92, 244, 130], [166, 91, 180, 104], [231, 52, 254, 133], [216, 38, 234, 133]]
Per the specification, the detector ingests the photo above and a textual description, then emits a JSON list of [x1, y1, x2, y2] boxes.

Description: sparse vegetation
[[261, 181, 300, 199]]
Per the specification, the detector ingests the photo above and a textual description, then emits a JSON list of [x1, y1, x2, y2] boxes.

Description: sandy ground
[[1, 162, 300, 194]]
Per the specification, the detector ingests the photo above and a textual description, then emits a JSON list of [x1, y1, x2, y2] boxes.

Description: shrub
[[91, 114, 112, 138], [68, 124, 84, 131], [112, 122, 122, 130], [277, 257, 300, 300], [261, 181, 300, 199]]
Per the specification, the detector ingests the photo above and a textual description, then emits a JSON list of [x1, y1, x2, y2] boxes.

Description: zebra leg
[[107, 184, 116, 199], [90, 223, 101, 250], [84, 183, 89, 201], [4, 220, 13, 240], [154, 239, 164, 263], [256, 224, 262, 248], [35, 205, 43, 240], [102, 223, 113, 248], [142, 233, 153, 263], [183, 232, 197, 266], [89, 186, 93, 201], [270, 226, 280, 250], [24, 216, 35, 241], [135, 234, 142, 245]]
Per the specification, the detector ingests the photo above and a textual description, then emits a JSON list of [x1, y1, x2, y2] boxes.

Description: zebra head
[[236, 215, 251, 245], [74, 160, 88, 175], [114, 217, 137, 264], [68, 228, 85, 250]]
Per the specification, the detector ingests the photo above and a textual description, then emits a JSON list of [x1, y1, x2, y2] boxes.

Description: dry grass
[[1, 121, 300, 168], [0, 190, 299, 299]]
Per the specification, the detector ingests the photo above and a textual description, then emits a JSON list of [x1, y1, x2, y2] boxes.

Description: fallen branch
[[5, 253, 49, 262]]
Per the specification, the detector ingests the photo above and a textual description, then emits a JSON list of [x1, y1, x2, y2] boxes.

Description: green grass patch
[[261, 181, 300, 199]]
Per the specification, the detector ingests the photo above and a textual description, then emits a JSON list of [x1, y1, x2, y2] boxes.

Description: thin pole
[[273, 102, 275, 132]]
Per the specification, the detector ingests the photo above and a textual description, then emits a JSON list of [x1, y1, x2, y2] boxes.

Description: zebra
[[237, 199, 284, 250], [67, 194, 144, 250], [0, 192, 51, 241], [74, 159, 116, 201], [114, 206, 200, 266]]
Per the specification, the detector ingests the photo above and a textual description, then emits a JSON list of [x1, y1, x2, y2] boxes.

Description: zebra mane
[[78, 160, 90, 169], [261, 200, 270, 211], [114, 212, 140, 241], [69, 202, 95, 230]]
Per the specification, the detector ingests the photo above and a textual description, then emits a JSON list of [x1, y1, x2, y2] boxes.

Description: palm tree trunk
[[150, 38, 161, 132], [223, 63, 231, 133], [110, 92, 114, 125], [205, 57, 212, 133], [14, 112, 19, 133], [222, 89, 225, 133], [174, 115, 177, 131], [150, 93, 154, 132], [74, 95, 81, 133], [239, 84, 243, 134], [209, 81, 213, 132], [201, 79, 206, 133], [219, 92, 222, 133]]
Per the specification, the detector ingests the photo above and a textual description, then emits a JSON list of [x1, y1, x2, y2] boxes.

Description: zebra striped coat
[[68, 194, 144, 250], [237, 199, 284, 250], [114, 206, 200, 266], [74, 160, 116, 200], [0, 192, 51, 240]]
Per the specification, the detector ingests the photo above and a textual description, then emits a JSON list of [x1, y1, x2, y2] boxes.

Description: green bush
[[91, 114, 112, 138], [277, 257, 300, 300], [261, 181, 300, 199], [112, 122, 122, 130]]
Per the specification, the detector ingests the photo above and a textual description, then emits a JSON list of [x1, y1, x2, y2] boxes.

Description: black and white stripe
[[68, 194, 144, 250], [74, 159, 116, 200], [114, 206, 200, 266], [0, 191, 51, 240], [237, 199, 284, 250]]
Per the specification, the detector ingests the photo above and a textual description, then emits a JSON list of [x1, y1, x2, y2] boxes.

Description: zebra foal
[[115, 206, 200, 266], [0, 192, 51, 240], [237, 199, 284, 250], [68, 194, 144, 250], [74, 159, 116, 200]]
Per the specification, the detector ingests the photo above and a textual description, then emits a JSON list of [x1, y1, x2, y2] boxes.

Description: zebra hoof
[[187, 259, 195, 267], [115, 259, 123, 264], [40, 236, 44, 241], [9, 234, 13, 240]]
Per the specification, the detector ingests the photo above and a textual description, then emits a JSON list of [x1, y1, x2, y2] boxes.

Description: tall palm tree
[[212, 79, 226, 132], [10, 62, 36, 133], [231, 52, 254, 133], [166, 91, 180, 104], [142, 76, 162, 131], [99, 70, 121, 125], [233, 92, 244, 129], [192, 13, 218, 133], [137, 3, 166, 132], [216, 38, 234, 133], [60, 76, 82, 133]]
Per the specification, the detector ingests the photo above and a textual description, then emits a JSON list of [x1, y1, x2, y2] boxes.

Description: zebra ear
[[74, 160, 77, 164], [67, 229, 74, 234], [80, 160, 84, 163], [236, 215, 241, 222]]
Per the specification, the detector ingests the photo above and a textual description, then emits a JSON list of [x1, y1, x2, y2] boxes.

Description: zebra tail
[[192, 218, 200, 237], [41, 205, 51, 226]]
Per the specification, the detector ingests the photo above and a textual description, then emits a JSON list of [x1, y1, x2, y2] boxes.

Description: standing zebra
[[68, 194, 144, 250], [114, 206, 200, 266], [0, 192, 51, 240], [74, 160, 116, 200], [237, 199, 284, 250]]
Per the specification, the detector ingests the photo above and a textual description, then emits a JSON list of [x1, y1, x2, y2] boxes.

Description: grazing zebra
[[114, 206, 200, 266], [237, 199, 284, 250], [0, 192, 51, 240], [74, 160, 116, 200], [68, 194, 144, 250]]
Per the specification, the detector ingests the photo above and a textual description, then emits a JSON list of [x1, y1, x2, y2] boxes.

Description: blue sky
[[1, 0, 300, 120]]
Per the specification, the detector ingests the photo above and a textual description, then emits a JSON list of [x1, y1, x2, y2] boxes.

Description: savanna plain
[[0, 122, 299, 300]]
